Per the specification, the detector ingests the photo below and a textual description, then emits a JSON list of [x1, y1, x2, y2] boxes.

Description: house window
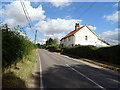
[[65, 38, 67, 42], [85, 36, 88, 40], [72, 44, 74, 46], [68, 37, 70, 41]]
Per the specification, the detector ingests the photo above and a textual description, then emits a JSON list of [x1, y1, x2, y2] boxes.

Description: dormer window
[[85, 36, 88, 40]]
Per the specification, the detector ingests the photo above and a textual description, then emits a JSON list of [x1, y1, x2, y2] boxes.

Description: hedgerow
[[61, 45, 119, 65], [46, 45, 61, 52], [2, 25, 36, 68]]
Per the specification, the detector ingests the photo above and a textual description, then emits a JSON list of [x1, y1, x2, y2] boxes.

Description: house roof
[[60, 25, 98, 41], [60, 26, 85, 41]]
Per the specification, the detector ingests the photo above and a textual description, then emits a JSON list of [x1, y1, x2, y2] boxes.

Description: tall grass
[[2, 25, 36, 68]]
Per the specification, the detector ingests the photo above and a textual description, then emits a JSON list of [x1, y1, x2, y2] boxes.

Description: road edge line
[[37, 50, 43, 89], [66, 64, 106, 90]]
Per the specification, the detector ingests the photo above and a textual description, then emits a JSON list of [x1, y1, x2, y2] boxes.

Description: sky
[[0, 0, 119, 45]]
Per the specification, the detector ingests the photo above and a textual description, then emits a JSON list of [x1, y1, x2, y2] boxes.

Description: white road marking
[[61, 54, 103, 69], [59, 54, 120, 75], [66, 64, 106, 90], [37, 50, 44, 89]]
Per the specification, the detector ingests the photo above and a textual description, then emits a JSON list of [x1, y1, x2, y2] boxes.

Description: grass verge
[[2, 50, 37, 88]]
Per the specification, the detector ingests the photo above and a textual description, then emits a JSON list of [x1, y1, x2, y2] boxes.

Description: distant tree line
[[46, 38, 58, 46], [36, 38, 61, 52]]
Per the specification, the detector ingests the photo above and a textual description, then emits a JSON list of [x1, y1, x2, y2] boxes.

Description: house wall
[[95, 40, 109, 47], [61, 26, 109, 47], [74, 26, 108, 47], [61, 35, 75, 47], [74, 26, 99, 46]]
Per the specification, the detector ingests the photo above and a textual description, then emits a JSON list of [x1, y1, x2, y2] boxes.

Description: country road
[[33, 49, 120, 89]]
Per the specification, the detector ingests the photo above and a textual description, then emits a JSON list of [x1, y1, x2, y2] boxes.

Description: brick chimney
[[75, 23, 80, 30]]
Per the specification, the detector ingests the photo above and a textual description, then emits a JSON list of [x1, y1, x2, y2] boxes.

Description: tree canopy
[[46, 38, 58, 46]]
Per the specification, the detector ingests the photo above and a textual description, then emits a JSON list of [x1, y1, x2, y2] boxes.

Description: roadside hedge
[[2, 26, 36, 68], [46, 45, 61, 52], [96, 45, 119, 65], [61, 45, 119, 65]]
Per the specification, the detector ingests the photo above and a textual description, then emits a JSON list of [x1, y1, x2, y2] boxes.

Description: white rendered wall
[[74, 26, 108, 46], [60, 26, 109, 47], [74, 26, 98, 46]]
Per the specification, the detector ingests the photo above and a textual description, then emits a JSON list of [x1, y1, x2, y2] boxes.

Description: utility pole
[[34, 30, 37, 44]]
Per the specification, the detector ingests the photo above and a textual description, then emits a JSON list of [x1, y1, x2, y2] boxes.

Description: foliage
[[2, 24, 36, 68], [36, 43, 46, 49], [61, 45, 119, 65], [96, 45, 119, 65], [46, 44, 61, 52], [3, 50, 36, 88], [46, 38, 58, 46], [42, 37, 61, 52]]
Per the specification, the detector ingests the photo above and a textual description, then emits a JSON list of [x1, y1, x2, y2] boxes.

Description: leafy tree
[[46, 38, 56, 46]]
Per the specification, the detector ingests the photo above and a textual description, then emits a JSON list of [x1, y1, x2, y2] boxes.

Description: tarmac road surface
[[34, 49, 120, 89]]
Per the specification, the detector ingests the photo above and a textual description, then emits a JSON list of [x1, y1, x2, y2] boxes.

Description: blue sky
[[1, 1, 119, 45], [37, 2, 117, 33]]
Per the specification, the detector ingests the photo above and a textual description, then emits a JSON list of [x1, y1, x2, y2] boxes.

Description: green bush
[[2, 26, 36, 68], [36, 44, 46, 49], [96, 45, 119, 65], [61, 45, 119, 65], [46, 45, 61, 52], [62, 45, 98, 59]]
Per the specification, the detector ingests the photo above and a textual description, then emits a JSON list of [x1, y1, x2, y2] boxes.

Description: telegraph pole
[[34, 30, 37, 44]]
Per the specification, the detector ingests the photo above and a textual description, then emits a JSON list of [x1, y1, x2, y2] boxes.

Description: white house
[[60, 23, 109, 47]]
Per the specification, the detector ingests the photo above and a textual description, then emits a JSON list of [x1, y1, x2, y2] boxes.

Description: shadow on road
[[33, 64, 120, 88]]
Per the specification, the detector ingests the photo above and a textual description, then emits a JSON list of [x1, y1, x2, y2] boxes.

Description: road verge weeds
[[2, 50, 37, 88]]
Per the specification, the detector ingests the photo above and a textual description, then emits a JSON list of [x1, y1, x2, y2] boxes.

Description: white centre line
[[66, 64, 106, 90], [37, 50, 44, 89]]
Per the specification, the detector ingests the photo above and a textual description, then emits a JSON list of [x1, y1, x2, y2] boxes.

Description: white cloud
[[113, 3, 119, 7], [88, 25, 96, 30], [113, 3, 117, 7], [35, 18, 82, 33], [37, 33, 65, 44], [48, 0, 71, 7], [35, 18, 97, 44], [2, 1, 46, 27], [35, 18, 82, 44], [37, 38, 47, 44], [99, 28, 120, 45], [103, 11, 119, 22], [0, 5, 2, 15]]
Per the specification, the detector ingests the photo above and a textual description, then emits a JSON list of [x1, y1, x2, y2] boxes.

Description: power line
[[76, 2, 95, 19], [20, 0, 32, 28], [70, 2, 86, 18], [21, 0, 35, 34], [20, 0, 34, 34], [21, 0, 32, 25], [20, 0, 37, 43]]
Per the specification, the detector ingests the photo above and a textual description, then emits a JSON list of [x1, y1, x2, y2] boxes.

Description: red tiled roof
[[60, 25, 85, 41]]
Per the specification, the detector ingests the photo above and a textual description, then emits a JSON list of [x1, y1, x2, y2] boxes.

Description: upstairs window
[[85, 36, 88, 40]]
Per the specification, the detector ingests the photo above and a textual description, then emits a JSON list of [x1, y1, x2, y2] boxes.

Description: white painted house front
[[60, 23, 109, 47]]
